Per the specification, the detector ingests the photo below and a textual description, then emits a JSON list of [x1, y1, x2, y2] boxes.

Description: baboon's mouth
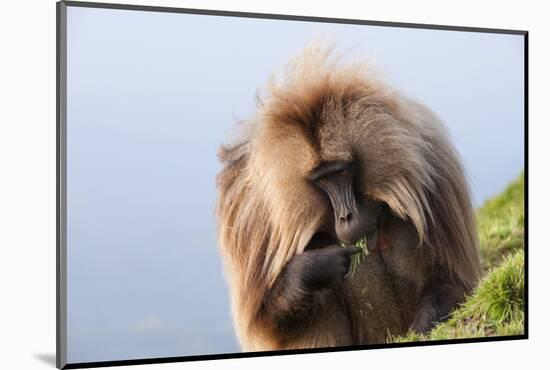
[[307, 212, 389, 252], [306, 232, 340, 251], [333, 225, 377, 249]]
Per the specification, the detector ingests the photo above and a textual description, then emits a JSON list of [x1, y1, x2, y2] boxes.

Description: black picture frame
[[56, 1, 529, 368]]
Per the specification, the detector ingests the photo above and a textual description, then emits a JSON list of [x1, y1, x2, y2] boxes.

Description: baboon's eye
[[308, 160, 353, 183], [331, 168, 346, 176]]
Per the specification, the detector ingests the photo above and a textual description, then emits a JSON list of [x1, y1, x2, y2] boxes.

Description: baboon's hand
[[289, 245, 361, 291]]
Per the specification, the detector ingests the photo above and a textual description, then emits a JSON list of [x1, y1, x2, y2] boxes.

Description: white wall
[[0, 0, 546, 369]]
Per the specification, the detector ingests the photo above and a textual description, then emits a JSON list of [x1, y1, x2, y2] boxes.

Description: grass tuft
[[390, 172, 525, 342], [341, 237, 368, 277], [477, 173, 524, 271], [350, 237, 368, 277]]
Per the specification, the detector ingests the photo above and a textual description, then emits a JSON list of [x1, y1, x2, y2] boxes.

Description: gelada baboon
[[216, 45, 481, 351]]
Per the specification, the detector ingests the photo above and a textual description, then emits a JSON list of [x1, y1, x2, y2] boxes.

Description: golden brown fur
[[216, 44, 481, 350]]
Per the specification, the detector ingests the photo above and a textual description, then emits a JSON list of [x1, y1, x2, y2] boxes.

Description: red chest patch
[[376, 229, 391, 251]]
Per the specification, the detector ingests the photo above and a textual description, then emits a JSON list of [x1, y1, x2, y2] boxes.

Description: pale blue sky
[[66, 5, 524, 363]]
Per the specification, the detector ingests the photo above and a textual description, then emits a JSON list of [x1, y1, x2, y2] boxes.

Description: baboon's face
[[253, 90, 403, 254], [308, 159, 383, 246]]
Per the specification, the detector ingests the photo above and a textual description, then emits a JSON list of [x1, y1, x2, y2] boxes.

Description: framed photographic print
[[57, 1, 528, 368]]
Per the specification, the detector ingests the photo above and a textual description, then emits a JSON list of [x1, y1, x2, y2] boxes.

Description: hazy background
[[66, 6, 524, 363]]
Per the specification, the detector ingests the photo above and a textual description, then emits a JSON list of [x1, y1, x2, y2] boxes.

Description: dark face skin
[[309, 160, 382, 245]]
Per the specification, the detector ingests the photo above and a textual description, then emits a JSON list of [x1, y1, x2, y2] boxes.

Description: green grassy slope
[[392, 173, 525, 343], [477, 174, 525, 272]]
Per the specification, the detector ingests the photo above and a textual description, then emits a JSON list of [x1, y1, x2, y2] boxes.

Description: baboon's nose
[[336, 212, 366, 245], [339, 212, 352, 223]]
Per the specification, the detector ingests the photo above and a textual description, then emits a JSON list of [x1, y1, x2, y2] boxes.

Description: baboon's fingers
[[340, 246, 362, 256]]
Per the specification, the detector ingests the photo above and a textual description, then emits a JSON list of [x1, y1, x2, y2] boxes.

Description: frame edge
[[62, 0, 527, 35], [57, 1, 68, 369], [56, 2, 529, 368]]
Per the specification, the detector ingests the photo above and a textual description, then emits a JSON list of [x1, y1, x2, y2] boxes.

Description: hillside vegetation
[[392, 173, 525, 342]]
